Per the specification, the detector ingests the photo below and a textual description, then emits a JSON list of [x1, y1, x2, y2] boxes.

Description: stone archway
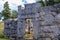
[[25, 18, 34, 40], [17, 18, 39, 40]]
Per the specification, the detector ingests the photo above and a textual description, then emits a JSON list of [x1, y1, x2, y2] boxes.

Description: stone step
[[25, 38, 34, 40]]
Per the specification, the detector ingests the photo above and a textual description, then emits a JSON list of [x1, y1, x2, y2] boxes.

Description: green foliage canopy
[[2, 1, 11, 20], [11, 10, 17, 18]]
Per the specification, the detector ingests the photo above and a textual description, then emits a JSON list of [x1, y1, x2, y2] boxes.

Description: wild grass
[[0, 22, 9, 40]]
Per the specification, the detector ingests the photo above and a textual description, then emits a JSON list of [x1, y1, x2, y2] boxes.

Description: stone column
[[17, 19, 25, 40], [32, 18, 39, 39]]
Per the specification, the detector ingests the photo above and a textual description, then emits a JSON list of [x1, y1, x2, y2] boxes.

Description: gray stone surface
[[4, 19, 17, 37], [4, 3, 60, 40], [39, 13, 55, 25], [55, 14, 60, 23]]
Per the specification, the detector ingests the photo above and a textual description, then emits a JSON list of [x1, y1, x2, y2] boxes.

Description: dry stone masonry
[[4, 19, 18, 40], [4, 3, 60, 40]]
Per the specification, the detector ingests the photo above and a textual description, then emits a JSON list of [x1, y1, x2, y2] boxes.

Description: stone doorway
[[25, 18, 34, 40]]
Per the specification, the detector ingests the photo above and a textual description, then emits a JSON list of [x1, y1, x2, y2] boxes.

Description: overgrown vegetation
[[0, 22, 9, 40], [37, 0, 60, 6]]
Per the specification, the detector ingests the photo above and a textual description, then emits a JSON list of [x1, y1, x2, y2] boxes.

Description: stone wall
[[35, 3, 60, 40], [18, 3, 60, 40], [4, 19, 17, 37], [4, 3, 60, 40]]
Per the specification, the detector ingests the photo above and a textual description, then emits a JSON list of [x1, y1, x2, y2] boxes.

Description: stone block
[[39, 14, 55, 25], [55, 14, 60, 23]]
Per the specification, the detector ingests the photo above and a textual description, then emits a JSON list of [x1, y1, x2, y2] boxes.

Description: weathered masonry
[[4, 3, 60, 40]]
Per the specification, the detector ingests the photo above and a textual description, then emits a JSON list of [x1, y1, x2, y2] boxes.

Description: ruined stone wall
[[35, 4, 60, 40], [20, 3, 60, 40], [4, 19, 17, 37], [4, 3, 60, 40]]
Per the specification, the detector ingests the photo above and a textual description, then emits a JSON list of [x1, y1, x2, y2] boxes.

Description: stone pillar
[[17, 19, 25, 40], [22, 19, 26, 38], [32, 18, 39, 39]]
